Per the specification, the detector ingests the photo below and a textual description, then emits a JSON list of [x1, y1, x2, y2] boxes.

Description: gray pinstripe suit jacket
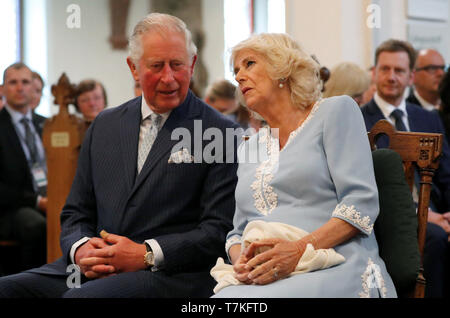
[[31, 91, 239, 286]]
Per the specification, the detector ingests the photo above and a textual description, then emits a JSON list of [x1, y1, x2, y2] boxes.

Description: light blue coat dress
[[213, 96, 397, 298]]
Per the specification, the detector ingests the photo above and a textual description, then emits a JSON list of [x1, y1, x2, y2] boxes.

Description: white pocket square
[[168, 148, 194, 163]]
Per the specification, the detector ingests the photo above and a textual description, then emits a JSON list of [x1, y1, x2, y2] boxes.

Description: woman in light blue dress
[[212, 33, 397, 298]]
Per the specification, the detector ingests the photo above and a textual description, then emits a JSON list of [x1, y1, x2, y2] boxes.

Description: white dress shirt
[[413, 89, 440, 111], [374, 92, 411, 131]]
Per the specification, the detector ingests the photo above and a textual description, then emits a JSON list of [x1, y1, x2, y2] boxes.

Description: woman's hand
[[243, 238, 306, 285], [229, 244, 253, 284]]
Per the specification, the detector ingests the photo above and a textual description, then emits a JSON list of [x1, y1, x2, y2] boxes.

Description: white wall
[[202, 0, 226, 90]]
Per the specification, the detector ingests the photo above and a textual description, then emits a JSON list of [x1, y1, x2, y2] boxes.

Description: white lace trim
[[225, 236, 242, 254], [332, 204, 373, 234], [250, 99, 322, 216], [359, 258, 387, 298], [250, 160, 278, 215], [283, 98, 323, 150]]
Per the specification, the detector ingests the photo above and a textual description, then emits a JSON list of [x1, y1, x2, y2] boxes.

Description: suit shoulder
[[191, 95, 240, 130], [96, 96, 140, 119], [407, 102, 437, 118]]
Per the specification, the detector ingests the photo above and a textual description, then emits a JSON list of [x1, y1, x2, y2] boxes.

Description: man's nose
[[161, 64, 175, 83]]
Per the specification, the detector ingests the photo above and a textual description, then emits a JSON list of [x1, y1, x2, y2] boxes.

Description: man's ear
[[408, 69, 415, 86], [190, 55, 197, 74], [127, 57, 139, 81]]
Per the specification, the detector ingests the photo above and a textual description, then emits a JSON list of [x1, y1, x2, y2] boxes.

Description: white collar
[[374, 92, 410, 131], [413, 89, 439, 111], [374, 92, 407, 118], [4, 104, 32, 125], [140, 97, 171, 123]]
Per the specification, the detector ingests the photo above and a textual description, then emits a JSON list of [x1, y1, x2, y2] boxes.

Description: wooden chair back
[[368, 119, 443, 298], [42, 73, 87, 263]]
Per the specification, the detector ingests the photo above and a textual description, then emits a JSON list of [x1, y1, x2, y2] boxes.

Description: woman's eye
[[247, 60, 255, 67]]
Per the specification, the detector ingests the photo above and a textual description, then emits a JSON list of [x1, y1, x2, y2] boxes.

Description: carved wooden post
[[42, 74, 85, 263]]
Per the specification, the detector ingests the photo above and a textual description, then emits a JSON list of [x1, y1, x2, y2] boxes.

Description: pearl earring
[[279, 78, 286, 88], [279, 83, 284, 89]]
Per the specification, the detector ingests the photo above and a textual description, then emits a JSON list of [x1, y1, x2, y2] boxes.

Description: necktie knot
[[390, 109, 407, 131], [149, 113, 162, 130], [137, 113, 163, 174], [20, 117, 30, 125]]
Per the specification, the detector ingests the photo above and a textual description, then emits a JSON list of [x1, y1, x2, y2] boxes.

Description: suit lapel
[[119, 98, 142, 192], [367, 99, 386, 127], [0, 109, 29, 170], [406, 103, 421, 132], [130, 91, 199, 197]]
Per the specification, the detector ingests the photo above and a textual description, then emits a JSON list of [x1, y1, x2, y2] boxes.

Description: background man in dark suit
[[0, 63, 47, 272], [407, 49, 446, 111], [361, 39, 450, 297], [0, 84, 5, 110], [0, 13, 238, 298]]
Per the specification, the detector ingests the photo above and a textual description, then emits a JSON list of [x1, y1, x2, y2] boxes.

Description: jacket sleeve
[[323, 96, 379, 235], [59, 121, 98, 262]]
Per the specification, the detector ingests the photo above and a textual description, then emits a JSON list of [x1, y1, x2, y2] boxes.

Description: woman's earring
[[279, 78, 286, 88]]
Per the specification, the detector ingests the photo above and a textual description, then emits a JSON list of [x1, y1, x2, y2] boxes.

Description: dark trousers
[[0, 270, 215, 298], [424, 222, 450, 298], [0, 207, 46, 273]]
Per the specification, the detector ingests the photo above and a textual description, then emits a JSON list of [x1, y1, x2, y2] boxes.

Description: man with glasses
[[407, 49, 447, 111]]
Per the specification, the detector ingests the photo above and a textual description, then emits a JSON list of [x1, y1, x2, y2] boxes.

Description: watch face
[[145, 252, 155, 266]]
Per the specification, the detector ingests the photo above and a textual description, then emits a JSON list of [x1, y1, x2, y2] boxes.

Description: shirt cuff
[[145, 239, 164, 271], [70, 237, 91, 264]]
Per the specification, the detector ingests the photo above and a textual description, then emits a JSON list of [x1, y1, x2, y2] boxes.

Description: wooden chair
[[368, 119, 443, 298]]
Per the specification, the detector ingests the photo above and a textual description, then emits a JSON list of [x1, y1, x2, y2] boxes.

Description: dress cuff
[[331, 204, 374, 235]]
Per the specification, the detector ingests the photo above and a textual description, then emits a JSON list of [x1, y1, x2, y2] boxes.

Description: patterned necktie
[[137, 113, 162, 174], [390, 109, 407, 131], [20, 117, 38, 164]]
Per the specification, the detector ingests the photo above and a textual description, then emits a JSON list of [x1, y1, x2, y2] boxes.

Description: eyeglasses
[[415, 64, 447, 74]]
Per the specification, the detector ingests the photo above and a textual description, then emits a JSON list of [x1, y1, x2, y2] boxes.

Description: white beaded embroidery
[[359, 258, 387, 298], [250, 100, 322, 216], [225, 236, 242, 254], [332, 204, 373, 234]]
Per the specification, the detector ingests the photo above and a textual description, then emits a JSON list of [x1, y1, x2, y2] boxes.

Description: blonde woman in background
[[323, 62, 371, 106]]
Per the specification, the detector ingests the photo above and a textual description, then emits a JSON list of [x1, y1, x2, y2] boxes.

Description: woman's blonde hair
[[323, 62, 370, 98], [230, 33, 322, 109]]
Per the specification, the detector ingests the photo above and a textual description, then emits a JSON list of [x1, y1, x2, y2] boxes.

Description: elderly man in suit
[[361, 39, 450, 297], [0, 13, 239, 297], [0, 63, 47, 272]]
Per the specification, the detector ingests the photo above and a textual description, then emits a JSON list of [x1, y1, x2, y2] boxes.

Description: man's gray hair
[[128, 13, 197, 65]]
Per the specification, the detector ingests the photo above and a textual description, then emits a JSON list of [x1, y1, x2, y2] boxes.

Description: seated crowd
[[0, 12, 449, 298]]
